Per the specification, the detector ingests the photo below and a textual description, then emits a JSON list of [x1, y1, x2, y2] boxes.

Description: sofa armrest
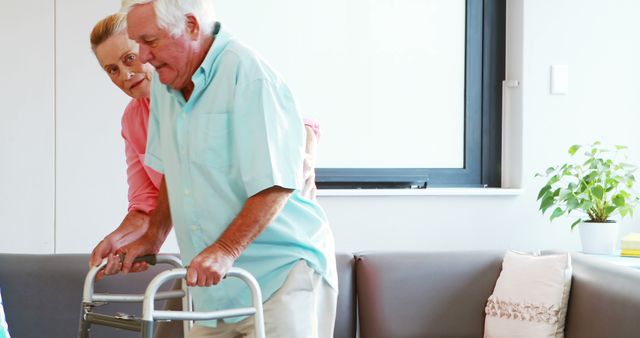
[[565, 253, 640, 338], [334, 252, 356, 338]]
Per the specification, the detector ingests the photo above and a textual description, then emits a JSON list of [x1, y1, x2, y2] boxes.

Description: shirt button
[[191, 224, 198, 230], [185, 189, 191, 195]]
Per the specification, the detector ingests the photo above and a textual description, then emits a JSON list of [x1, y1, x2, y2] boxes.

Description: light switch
[[551, 65, 569, 95]]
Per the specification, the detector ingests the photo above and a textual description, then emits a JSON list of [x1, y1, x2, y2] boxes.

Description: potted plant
[[536, 141, 640, 254]]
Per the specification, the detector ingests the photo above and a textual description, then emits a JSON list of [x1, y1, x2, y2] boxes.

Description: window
[[215, 0, 505, 188]]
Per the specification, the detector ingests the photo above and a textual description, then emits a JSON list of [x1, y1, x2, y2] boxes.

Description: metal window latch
[[503, 80, 520, 88]]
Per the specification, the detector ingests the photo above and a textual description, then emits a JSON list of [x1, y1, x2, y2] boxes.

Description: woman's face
[[95, 32, 153, 99]]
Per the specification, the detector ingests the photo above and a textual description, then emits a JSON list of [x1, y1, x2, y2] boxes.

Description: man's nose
[[139, 44, 152, 63]]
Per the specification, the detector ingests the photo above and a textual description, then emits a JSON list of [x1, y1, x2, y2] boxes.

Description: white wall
[[0, 1, 55, 253], [1, 0, 640, 254]]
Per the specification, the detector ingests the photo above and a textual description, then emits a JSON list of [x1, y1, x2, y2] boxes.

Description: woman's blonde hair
[[90, 13, 127, 52]]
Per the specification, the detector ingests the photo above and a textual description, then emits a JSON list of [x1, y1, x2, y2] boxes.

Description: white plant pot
[[579, 221, 618, 255]]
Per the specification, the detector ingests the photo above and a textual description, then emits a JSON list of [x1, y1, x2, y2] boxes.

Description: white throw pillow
[[483, 250, 572, 338]]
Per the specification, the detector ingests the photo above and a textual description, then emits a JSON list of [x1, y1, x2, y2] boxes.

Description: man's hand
[[89, 210, 150, 280], [186, 243, 236, 287]]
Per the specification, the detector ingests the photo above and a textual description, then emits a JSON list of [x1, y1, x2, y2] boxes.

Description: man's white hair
[[121, 0, 216, 37]]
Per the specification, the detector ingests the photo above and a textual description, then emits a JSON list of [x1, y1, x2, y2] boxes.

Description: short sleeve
[[232, 79, 305, 197], [121, 100, 160, 213]]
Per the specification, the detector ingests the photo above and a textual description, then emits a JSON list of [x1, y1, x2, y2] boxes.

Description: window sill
[[316, 188, 522, 197]]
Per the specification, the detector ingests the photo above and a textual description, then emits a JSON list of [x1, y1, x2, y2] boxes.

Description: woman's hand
[[302, 125, 318, 199], [89, 210, 150, 280]]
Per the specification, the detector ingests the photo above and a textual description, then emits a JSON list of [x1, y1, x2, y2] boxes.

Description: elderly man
[[117, 0, 338, 337]]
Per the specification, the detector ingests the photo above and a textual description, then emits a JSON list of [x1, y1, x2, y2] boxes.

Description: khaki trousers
[[187, 260, 337, 338]]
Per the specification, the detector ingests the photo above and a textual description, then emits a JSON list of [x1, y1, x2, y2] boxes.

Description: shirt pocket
[[190, 113, 231, 169]]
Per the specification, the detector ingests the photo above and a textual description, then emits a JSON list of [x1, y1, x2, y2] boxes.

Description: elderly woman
[[88, 13, 320, 278]]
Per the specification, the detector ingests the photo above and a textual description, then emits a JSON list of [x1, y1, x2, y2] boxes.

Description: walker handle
[[118, 254, 158, 266]]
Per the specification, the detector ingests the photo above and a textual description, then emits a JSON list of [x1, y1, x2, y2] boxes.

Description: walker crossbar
[[140, 267, 265, 338], [82, 254, 184, 303], [82, 312, 143, 332]]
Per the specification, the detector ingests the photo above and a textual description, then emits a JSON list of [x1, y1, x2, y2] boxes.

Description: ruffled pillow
[[483, 251, 572, 338]]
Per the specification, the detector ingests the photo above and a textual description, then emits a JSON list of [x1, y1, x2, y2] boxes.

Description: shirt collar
[[192, 22, 232, 87], [161, 23, 232, 106]]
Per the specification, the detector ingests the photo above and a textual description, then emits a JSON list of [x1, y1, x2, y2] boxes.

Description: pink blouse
[[121, 98, 162, 214], [121, 98, 320, 214]]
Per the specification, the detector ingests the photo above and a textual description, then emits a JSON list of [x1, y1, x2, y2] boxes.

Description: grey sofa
[[1, 251, 639, 337]]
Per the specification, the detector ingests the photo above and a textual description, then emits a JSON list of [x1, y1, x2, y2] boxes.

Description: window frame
[[315, 0, 505, 189]]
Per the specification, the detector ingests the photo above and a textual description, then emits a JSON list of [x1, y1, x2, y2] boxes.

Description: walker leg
[[78, 305, 92, 338], [140, 320, 154, 338]]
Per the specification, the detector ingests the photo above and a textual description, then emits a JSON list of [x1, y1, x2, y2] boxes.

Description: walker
[[78, 254, 265, 338]]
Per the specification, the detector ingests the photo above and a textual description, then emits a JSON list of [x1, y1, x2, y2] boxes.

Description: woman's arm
[[302, 118, 320, 199]]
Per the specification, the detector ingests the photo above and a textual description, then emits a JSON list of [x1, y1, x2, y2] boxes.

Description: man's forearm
[[213, 186, 292, 258]]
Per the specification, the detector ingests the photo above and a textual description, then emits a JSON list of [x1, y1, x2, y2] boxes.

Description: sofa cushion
[[483, 251, 572, 338], [0, 254, 179, 338], [356, 251, 503, 338]]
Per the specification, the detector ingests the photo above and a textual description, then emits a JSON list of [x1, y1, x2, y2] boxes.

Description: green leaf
[[615, 145, 627, 150], [540, 194, 555, 213], [605, 205, 617, 217], [591, 185, 604, 200], [550, 207, 564, 221], [566, 196, 579, 210], [612, 194, 626, 207], [620, 207, 629, 217], [537, 185, 552, 201], [570, 219, 582, 230], [580, 200, 593, 210], [568, 144, 581, 156], [546, 167, 556, 175]]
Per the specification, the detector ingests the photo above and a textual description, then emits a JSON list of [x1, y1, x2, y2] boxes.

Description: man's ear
[[185, 14, 200, 39]]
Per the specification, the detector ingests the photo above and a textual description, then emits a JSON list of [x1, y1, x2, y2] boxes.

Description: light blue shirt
[[0, 289, 10, 338], [146, 25, 337, 325]]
